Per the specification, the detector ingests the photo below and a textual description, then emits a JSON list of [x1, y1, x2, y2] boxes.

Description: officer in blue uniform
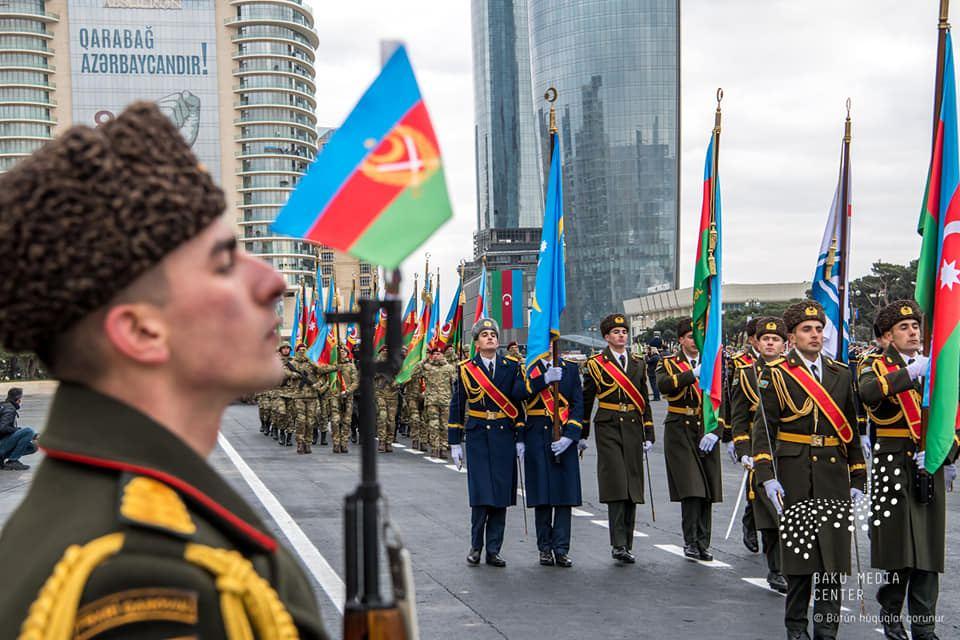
[[520, 355, 584, 567], [448, 318, 527, 567]]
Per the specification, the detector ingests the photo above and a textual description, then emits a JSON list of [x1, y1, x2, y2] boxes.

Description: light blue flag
[[288, 286, 302, 350], [525, 138, 566, 374], [811, 142, 851, 362]]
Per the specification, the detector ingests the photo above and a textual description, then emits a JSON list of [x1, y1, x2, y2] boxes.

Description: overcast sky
[[305, 0, 942, 310]]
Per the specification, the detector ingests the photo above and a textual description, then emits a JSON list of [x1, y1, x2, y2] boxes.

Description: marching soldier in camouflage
[[582, 313, 656, 564], [859, 300, 960, 640], [752, 301, 866, 640], [288, 343, 320, 454], [375, 346, 400, 452], [276, 344, 301, 447], [313, 360, 330, 446], [330, 346, 358, 453], [730, 316, 788, 593], [404, 365, 425, 450], [445, 344, 459, 365], [255, 388, 272, 435], [420, 345, 457, 458], [657, 317, 723, 562], [266, 344, 292, 441]]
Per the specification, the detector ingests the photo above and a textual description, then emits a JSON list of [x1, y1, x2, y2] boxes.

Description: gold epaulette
[[825, 357, 848, 369], [119, 476, 196, 538], [588, 353, 603, 361], [459, 358, 471, 366], [765, 357, 786, 368], [504, 354, 520, 363], [734, 358, 754, 369]]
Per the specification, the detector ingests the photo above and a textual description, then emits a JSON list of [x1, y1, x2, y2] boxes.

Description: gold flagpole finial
[[714, 87, 723, 133], [844, 97, 852, 143], [545, 86, 558, 134]]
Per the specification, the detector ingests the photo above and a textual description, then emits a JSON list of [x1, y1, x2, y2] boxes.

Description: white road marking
[[572, 507, 593, 517], [392, 442, 407, 448], [654, 544, 731, 568], [743, 577, 784, 596], [218, 433, 345, 614], [403, 448, 425, 455], [445, 464, 468, 474], [423, 457, 447, 464], [589, 520, 648, 537]]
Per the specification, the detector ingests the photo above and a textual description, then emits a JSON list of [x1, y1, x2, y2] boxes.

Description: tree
[[850, 260, 918, 341], [637, 316, 686, 346], [722, 299, 805, 347]]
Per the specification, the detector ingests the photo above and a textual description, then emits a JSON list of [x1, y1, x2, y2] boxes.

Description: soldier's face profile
[[790, 320, 823, 356], [156, 216, 286, 395], [476, 330, 498, 352], [887, 319, 921, 355], [605, 327, 628, 349], [678, 331, 697, 354], [758, 334, 785, 358]]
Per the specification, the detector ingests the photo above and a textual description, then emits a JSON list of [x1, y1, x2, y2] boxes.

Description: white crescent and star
[[503, 293, 512, 307], [940, 220, 960, 291]]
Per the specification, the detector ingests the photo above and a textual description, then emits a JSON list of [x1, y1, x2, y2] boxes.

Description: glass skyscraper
[[472, 0, 543, 230], [528, 0, 679, 334]]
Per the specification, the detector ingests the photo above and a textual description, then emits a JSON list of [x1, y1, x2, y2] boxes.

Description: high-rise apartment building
[[0, 0, 367, 335]]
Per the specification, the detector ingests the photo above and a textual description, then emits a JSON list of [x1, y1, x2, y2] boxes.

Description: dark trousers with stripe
[[785, 572, 842, 638], [534, 506, 571, 555], [471, 506, 506, 555]]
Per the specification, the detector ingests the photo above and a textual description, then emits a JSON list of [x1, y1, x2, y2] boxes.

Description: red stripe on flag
[[708, 354, 723, 409], [695, 177, 712, 252], [305, 101, 439, 248], [501, 270, 513, 330]]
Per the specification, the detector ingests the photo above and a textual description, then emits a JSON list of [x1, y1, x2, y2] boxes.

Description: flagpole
[[546, 86, 563, 445], [933, 0, 952, 150], [836, 99, 852, 362], [458, 261, 466, 357]]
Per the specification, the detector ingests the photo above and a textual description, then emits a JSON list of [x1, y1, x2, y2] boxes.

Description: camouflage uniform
[[288, 351, 319, 452], [323, 357, 358, 451], [255, 390, 272, 434], [275, 352, 300, 444], [420, 355, 455, 456], [403, 367, 425, 450], [375, 354, 399, 451], [314, 368, 331, 442]]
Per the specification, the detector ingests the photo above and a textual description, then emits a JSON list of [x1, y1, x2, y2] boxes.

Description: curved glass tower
[[528, 0, 679, 334], [228, 0, 319, 290], [0, 0, 57, 172]]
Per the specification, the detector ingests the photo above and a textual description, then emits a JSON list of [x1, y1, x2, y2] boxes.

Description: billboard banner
[[68, 0, 220, 180]]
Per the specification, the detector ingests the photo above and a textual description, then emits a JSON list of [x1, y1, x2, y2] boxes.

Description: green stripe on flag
[[927, 324, 960, 473], [915, 173, 938, 317], [349, 168, 453, 269]]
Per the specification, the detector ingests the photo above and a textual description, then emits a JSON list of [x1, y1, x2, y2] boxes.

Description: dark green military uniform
[[582, 347, 655, 557], [724, 346, 758, 552], [657, 350, 723, 555], [859, 343, 960, 639], [729, 343, 785, 590], [753, 348, 866, 639], [0, 383, 328, 639]]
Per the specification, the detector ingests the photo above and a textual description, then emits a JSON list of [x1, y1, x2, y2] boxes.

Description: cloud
[[305, 0, 942, 310]]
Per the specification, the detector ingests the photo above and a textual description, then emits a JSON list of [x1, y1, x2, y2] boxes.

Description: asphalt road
[[2, 384, 958, 639]]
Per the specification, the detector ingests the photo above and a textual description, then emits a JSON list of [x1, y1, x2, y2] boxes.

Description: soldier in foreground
[[752, 301, 866, 640], [522, 350, 584, 567], [0, 103, 327, 637], [448, 319, 525, 567], [859, 301, 959, 640], [657, 317, 723, 561], [582, 314, 655, 564], [730, 316, 788, 593]]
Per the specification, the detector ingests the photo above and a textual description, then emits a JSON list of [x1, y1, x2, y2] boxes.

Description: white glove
[[726, 441, 737, 463], [763, 479, 785, 514], [692, 364, 702, 377], [850, 487, 865, 504], [698, 432, 719, 453], [577, 439, 589, 453], [944, 463, 957, 489], [551, 436, 573, 456], [516, 442, 525, 461], [861, 435, 872, 462], [643, 440, 654, 453], [544, 366, 563, 384], [740, 455, 754, 470], [451, 444, 463, 468], [906, 355, 930, 381], [915, 450, 926, 469]]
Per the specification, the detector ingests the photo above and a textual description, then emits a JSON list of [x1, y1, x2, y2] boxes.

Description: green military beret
[[0, 101, 224, 356], [783, 301, 826, 333], [875, 299, 922, 334]]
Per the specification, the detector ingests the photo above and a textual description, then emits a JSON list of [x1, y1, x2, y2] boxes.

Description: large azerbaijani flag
[[491, 270, 525, 330], [271, 46, 453, 268], [916, 30, 960, 474], [691, 135, 724, 434]]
